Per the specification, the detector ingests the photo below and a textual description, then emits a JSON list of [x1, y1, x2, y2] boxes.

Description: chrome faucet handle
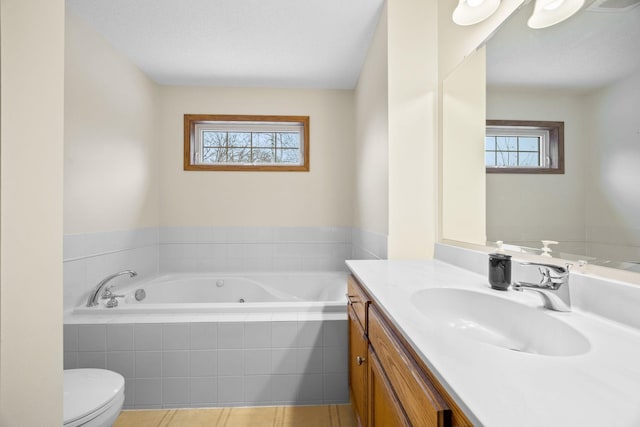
[[515, 262, 572, 312], [521, 262, 570, 275], [105, 296, 123, 308]]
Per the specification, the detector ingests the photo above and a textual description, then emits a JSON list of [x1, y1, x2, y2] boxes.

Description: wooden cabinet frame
[[347, 274, 473, 427]]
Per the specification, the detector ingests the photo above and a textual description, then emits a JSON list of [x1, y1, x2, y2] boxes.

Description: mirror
[[485, 1, 640, 271]]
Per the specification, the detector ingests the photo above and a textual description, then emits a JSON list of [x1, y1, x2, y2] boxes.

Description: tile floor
[[113, 404, 356, 427]]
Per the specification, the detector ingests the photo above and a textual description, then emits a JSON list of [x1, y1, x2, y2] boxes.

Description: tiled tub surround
[[158, 226, 353, 273], [64, 226, 387, 313], [63, 228, 159, 312], [64, 317, 348, 409], [63, 226, 382, 409]]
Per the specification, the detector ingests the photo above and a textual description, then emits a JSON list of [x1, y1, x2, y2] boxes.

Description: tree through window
[[184, 115, 309, 171]]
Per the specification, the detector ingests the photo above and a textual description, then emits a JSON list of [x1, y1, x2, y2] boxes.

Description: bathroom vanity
[[348, 274, 471, 427], [346, 256, 640, 426]]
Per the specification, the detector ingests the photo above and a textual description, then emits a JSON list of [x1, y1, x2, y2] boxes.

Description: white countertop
[[346, 259, 640, 427]]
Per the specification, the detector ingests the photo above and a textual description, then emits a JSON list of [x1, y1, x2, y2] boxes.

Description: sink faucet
[[86, 270, 137, 307], [512, 262, 571, 312]]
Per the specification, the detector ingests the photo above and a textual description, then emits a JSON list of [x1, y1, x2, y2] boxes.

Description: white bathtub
[[73, 271, 348, 315]]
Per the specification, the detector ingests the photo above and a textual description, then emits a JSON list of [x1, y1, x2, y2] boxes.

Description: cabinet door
[[369, 307, 451, 427], [349, 306, 368, 427], [368, 349, 411, 427]]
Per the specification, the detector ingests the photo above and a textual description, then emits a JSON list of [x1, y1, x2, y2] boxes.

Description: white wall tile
[[78, 351, 106, 369], [323, 320, 348, 347], [271, 322, 298, 348], [243, 322, 271, 349], [297, 321, 323, 347], [162, 378, 189, 406], [107, 351, 135, 378], [162, 324, 189, 350], [218, 350, 244, 376], [323, 373, 348, 402], [244, 375, 272, 403], [218, 376, 244, 404], [107, 324, 134, 351], [271, 375, 301, 402], [189, 377, 218, 404], [244, 349, 271, 375], [296, 348, 323, 374], [189, 350, 217, 377], [135, 352, 162, 378], [162, 351, 189, 377], [190, 323, 217, 350], [135, 379, 162, 406], [78, 325, 106, 352], [134, 324, 163, 351], [323, 346, 348, 373], [298, 374, 324, 402], [64, 325, 79, 352], [271, 349, 297, 375], [218, 323, 244, 349], [64, 352, 78, 370]]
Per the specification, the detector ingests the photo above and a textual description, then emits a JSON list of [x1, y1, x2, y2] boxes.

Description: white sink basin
[[411, 288, 590, 356]]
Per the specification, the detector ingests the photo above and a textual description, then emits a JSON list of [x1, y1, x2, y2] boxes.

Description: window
[[184, 114, 309, 171], [485, 120, 564, 174]]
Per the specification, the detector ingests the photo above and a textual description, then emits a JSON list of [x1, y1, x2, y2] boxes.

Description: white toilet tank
[[64, 369, 125, 427]]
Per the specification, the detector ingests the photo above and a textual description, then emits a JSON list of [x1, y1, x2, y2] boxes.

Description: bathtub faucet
[[86, 270, 138, 307]]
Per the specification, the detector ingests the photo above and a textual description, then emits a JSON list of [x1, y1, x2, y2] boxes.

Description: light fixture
[[527, 0, 585, 29], [452, 0, 501, 26]]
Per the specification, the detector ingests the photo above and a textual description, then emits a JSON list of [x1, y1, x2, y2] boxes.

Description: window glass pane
[[485, 137, 496, 151], [252, 148, 275, 163], [519, 137, 539, 152], [496, 137, 516, 151], [228, 132, 251, 148], [202, 147, 226, 163], [202, 131, 226, 148], [497, 152, 518, 166], [485, 152, 496, 166], [228, 148, 250, 163], [253, 133, 275, 148], [277, 148, 300, 164], [519, 152, 539, 167], [278, 133, 300, 149]]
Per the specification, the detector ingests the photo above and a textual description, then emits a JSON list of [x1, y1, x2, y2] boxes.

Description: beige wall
[[158, 86, 354, 227], [64, 11, 160, 234], [585, 71, 640, 261], [1, 0, 65, 425], [354, 4, 389, 236], [386, 0, 439, 259], [442, 48, 487, 245], [486, 87, 589, 254], [437, 0, 524, 245]]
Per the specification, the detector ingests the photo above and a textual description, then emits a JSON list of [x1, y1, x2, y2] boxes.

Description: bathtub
[[65, 271, 350, 408], [72, 271, 348, 315]]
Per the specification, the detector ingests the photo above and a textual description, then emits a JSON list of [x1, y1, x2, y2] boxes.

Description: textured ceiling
[[486, 0, 640, 91], [66, 0, 385, 89]]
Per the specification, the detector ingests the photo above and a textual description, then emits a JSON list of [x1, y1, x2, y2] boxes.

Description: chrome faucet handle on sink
[[513, 262, 572, 312]]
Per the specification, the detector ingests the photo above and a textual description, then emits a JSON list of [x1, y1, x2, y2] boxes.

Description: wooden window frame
[[486, 120, 564, 174], [184, 114, 310, 172]]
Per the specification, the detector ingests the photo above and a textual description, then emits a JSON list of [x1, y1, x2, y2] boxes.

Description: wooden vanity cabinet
[[347, 274, 473, 427], [348, 275, 370, 426], [349, 305, 368, 427]]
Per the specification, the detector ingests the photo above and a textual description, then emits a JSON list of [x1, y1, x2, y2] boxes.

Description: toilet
[[63, 369, 125, 427]]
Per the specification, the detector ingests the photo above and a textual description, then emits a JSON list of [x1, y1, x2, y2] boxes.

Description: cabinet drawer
[[347, 275, 370, 332], [369, 306, 451, 427]]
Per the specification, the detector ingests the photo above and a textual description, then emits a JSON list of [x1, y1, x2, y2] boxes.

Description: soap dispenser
[[540, 240, 558, 257], [488, 252, 511, 291]]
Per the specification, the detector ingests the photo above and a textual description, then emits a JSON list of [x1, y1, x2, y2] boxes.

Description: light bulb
[[543, 0, 565, 10], [467, 0, 486, 7]]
